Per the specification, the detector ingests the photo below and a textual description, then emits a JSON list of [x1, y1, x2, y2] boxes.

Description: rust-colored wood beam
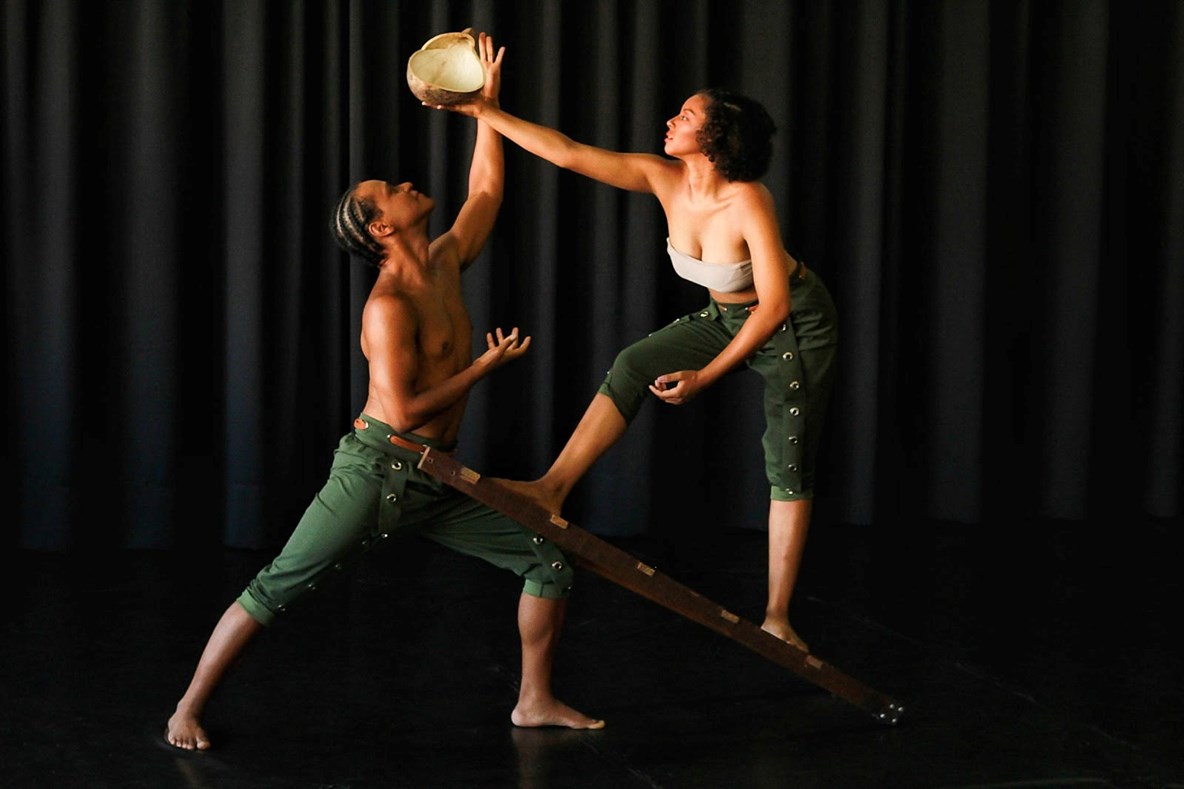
[[417, 447, 903, 725]]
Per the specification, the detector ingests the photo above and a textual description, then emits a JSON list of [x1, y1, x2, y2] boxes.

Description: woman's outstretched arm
[[427, 36, 676, 194]]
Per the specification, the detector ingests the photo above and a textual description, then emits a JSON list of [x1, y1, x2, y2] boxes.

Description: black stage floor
[[3, 514, 1182, 788]]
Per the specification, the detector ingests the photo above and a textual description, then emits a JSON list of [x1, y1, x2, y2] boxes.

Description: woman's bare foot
[[761, 619, 809, 653], [165, 709, 211, 751], [511, 697, 605, 730], [491, 478, 564, 516]]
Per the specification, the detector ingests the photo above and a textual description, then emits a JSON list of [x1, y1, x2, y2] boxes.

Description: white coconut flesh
[[407, 47, 484, 94]]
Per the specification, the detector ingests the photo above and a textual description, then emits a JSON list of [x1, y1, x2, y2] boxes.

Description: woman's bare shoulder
[[731, 179, 773, 203]]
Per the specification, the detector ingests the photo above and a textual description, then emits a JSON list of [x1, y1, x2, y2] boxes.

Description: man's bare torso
[[360, 249, 473, 442]]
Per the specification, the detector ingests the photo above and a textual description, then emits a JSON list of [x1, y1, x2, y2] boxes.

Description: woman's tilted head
[[694, 89, 776, 182]]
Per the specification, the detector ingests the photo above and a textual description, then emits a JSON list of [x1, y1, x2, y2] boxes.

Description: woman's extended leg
[[497, 393, 626, 515], [499, 313, 728, 514]]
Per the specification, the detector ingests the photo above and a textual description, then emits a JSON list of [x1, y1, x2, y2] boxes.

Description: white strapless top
[[667, 238, 754, 293]]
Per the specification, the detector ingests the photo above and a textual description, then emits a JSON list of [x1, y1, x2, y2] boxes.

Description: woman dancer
[[432, 38, 838, 651]]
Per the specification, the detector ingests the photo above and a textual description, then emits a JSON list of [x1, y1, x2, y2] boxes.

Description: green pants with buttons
[[237, 415, 574, 626], [599, 269, 838, 501]]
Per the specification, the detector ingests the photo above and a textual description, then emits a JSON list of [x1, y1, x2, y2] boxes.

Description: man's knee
[[522, 566, 574, 600]]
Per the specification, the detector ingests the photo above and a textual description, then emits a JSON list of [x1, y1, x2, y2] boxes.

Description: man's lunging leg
[[511, 593, 604, 730], [165, 602, 263, 750]]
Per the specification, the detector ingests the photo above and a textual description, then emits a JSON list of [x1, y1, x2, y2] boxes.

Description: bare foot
[[511, 698, 605, 730], [761, 619, 809, 653], [165, 710, 211, 751], [490, 478, 563, 517]]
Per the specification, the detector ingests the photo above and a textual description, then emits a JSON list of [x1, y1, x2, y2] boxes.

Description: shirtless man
[[165, 33, 602, 751]]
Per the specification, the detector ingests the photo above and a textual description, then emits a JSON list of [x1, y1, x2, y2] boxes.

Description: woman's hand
[[649, 370, 704, 405], [473, 326, 531, 373], [477, 32, 504, 107]]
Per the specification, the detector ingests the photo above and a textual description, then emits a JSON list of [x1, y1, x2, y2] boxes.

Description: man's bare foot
[[761, 619, 809, 653], [511, 698, 605, 730], [490, 478, 563, 517], [165, 710, 211, 751]]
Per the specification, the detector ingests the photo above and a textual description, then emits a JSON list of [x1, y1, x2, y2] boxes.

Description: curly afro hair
[[694, 89, 776, 182]]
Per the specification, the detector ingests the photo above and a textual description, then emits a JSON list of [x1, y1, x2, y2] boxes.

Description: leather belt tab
[[353, 416, 432, 455], [386, 431, 428, 454]]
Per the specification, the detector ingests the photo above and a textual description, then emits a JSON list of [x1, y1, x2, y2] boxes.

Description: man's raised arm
[[437, 32, 505, 268]]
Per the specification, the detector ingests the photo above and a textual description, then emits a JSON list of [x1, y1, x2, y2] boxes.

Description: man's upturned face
[[356, 179, 434, 236]]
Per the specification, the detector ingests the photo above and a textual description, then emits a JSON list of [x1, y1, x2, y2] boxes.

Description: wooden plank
[[417, 447, 904, 725]]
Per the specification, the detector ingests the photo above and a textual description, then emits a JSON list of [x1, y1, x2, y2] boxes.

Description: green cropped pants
[[599, 269, 839, 501], [237, 415, 573, 626]]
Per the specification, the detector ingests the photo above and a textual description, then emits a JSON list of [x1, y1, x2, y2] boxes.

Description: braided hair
[[694, 89, 776, 182], [330, 186, 385, 267]]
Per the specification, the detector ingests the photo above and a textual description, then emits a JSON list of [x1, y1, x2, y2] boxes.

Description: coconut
[[406, 28, 485, 105]]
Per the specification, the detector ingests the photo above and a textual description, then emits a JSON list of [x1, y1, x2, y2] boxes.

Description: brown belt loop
[[354, 415, 431, 455], [790, 261, 808, 287], [386, 431, 428, 455]]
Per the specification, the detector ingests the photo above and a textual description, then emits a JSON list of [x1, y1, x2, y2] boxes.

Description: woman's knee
[[609, 342, 653, 381]]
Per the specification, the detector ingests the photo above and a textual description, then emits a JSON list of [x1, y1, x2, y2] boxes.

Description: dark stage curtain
[[3, 0, 1181, 552]]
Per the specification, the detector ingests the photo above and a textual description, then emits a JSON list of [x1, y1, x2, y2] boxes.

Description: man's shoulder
[[363, 282, 414, 321]]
